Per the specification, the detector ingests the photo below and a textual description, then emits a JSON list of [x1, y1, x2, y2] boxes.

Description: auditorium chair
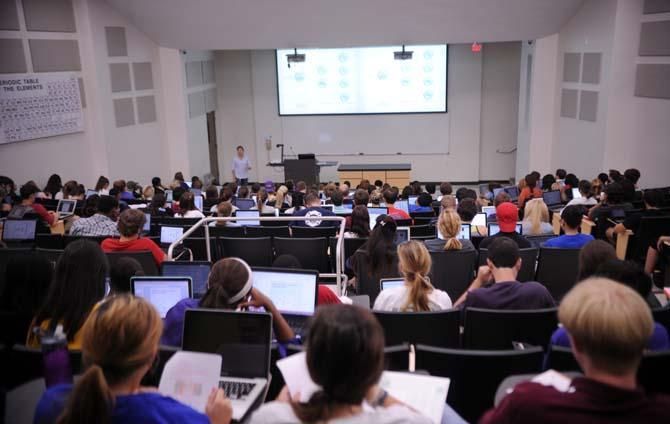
[[409, 224, 436, 238], [182, 237, 219, 261], [4, 344, 83, 390], [0, 248, 33, 291], [35, 248, 64, 269], [535, 247, 581, 301], [62, 235, 107, 246], [218, 237, 274, 267], [274, 237, 330, 272], [428, 250, 477, 301], [329, 237, 367, 272], [373, 309, 460, 348], [384, 344, 411, 371], [105, 251, 159, 275], [526, 234, 558, 248], [34, 234, 64, 250], [478, 247, 538, 282], [245, 226, 290, 238], [652, 307, 670, 333], [462, 307, 558, 350], [291, 226, 338, 239], [208, 225, 245, 237], [350, 250, 399, 304]]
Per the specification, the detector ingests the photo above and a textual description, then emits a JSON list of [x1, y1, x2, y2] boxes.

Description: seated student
[[521, 199, 554, 236], [425, 182, 437, 199], [108, 256, 144, 294], [252, 187, 276, 214], [174, 191, 205, 218], [101, 209, 166, 266], [479, 202, 532, 249], [112, 179, 135, 201], [43, 174, 63, 199], [268, 185, 290, 210], [8, 183, 58, 227], [541, 174, 556, 191], [369, 190, 383, 207], [577, 239, 617, 280], [587, 182, 634, 235], [250, 305, 442, 424], [383, 189, 411, 220], [440, 194, 457, 212], [343, 205, 370, 238], [555, 168, 567, 185], [328, 189, 344, 207], [566, 179, 598, 207], [610, 189, 667, 241], [409, 193, 434, 214], [211, 201, 240, 227], [151, 176, 165, 196], [456, 198, 486, 237], [544, 205, 594, 248], [204, 185, 220, 210], [374, 241, 452, 311], [162, 258, 294, 346], [486, 191, 512, 223], [291, 192, 338, 228], [349, 215, 400, 289], [517, 174, 543, 209], [147, 193, 174, 217], [431, 182, 453, 207], [34, 295, 231, 424], [425, 210, 475, 252], [482, 278, 670, 424], [27, 240, 107, 349], [54, 180, 77, 200], [272, 254, 341, 306], [454, 237, 555, 309], [69, 195, 120, 237]]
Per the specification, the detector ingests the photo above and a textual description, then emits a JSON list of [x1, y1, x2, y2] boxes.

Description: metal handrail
[[166, 215, 347, 295]]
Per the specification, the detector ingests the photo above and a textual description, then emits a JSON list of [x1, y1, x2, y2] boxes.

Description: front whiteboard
[[0, 73, 84, 144]]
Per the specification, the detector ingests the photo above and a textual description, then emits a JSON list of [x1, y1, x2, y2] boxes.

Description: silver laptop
[[235, 210, 260, 226], [437, 223, 470, 240], [131, 276, 192, 318], [2, 219, 37, 241], [160, 226, 184, 246], [395, 227, 410, 244], [542, 190, 563, 210], [57, 199, 77, 218], [394, 200, 409, 214], [183, 310, 272, 422], [487, 222, 522, 236], [161, 261, 211, 299], [380, 278, 405, 291]]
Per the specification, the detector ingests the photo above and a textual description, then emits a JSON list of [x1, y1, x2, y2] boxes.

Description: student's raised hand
[[206, 388, 232, 424]]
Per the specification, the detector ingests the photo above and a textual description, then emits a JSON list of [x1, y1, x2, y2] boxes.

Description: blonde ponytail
[[397, 241, 434, 312], [438, 210, 463, 251]]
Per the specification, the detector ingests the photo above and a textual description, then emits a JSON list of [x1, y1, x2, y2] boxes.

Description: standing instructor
[[232, 145, 251, 186]]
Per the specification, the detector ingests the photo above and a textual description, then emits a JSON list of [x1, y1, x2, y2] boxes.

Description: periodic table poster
[[0, 73, 84, 145]]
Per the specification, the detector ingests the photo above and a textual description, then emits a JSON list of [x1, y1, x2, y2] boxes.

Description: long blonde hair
[[398, 241, 434, 312], [56, 295, 163, 424], [523, 198, 549, 235], [275, 185, 288, 207], [437, 209, 462, 250]]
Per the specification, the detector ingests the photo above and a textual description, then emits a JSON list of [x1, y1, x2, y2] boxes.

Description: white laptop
[[85, 189, 98, 199], [194, 195, 203, 211], [482, 206, 496, 219], [487, 222, 522, 236], [236, 210, 260, 226], [437, 223, 470, 240], [131, 276, 192, 318], [183, 310, 272, 422], [571, 187, 582, 199], [57, 199, 76, 218], [160, 226, 184, 245], [471, 212, 487, 227], [395, 227, 410, 244], [165, 190, 174, 202], [143, 213, 151, 234], [380, 278, 405, 291], [394, 200, 409, 214]]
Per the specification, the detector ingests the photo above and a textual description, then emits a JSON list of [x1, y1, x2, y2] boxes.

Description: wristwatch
[[373, 389, 389, 407]]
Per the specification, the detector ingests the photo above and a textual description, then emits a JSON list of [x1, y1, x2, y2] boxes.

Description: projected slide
[[276, 45, 447, 115]]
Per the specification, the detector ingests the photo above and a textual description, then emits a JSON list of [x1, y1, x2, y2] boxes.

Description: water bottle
[[37, 324, 73, 388]]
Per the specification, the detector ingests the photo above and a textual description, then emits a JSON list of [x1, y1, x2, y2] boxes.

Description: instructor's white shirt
[[233, 156, 250, 179]]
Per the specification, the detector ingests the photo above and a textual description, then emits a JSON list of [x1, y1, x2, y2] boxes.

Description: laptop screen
[[143, 213, 151, 233], [160, 226, 184, 244], [482, 206, 496, 218], [2, 220, 37, 241], [368, 207, 388, 216], [343, 203, 353, 209], [479, 184, 491, 196], [408, 195, 418, 206], [234, 198, 255, 210], [236, 210, 260, 226], [369, 214, 381, 230], [165, 190, 174, 202], [503, 186, 519, 201], [193, 196, 203, 211], [492, 187, 504, 197], [131, 277, 192, 318], [57, 199, 76, 215], [459, 223, 471, 240], [183, 310, 271, 378], [191, 188, 202, 197], [571, 187, 582, 199], [395, 227, 410, 244], [471, 212, 487, 227], [85, 189, 97, 199], [543, 190, 562, 206], [162, 261, 211, 298], [488, 223, 522, 236], [381, 278, 405, 291], [251, 269, 317, 316], [394, 200, 409, 214]]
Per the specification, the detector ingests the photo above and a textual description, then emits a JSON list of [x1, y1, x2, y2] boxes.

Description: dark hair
[[285, 180, 294, 191], [199, 258, 250, 309], [494, 191, 511, 207], [457, 198, 478, 222], [556, 169, 567, 179], [365, 215, 397, 275], [620, 179, 636, 203], [330, 190, 343, 206], [291, 305, 384, 422], [111, 180, 126, 194], [486, 237, 520, 268], [439, 182, 453, 195], [350, 205, 371, 238], [178, 192, 196, 214], [304, 191, 320, 206], [382, 189, 397, 204], [595, 259, 652, 299], [82, 194, 100, 218], [296, 181, 307, 191], [425, 183, 436, 195], [33, 240, 107, 342], [205, 185, 219, 200], [531, 171, 541, 180], [609, 169, 623, 183], [597, 173, 609, 185], [374, 180, 383, 187], [94, 176, 109, 192], [109, 257, 144, 294], [604, 182, 625, 204], [353, 189, 369, 206], [561, 205, 583, 229], [525, 174, 538, 189], [151, 177, 162, 187], [411, 181, 422, 195], [578, 180, 592, 198], [174, 172, 185, 182], [20, 183, 40, 200], [117, 209, 146, 237], [148, 193, 167, 215], [237, 185, 249, 199], [0, 252, 52, 316], [97, 195, 118, 215], [578, 240, 617, 281], [565, 173, 579, 188], [401, 186, 413, 200], [44, 174, 62, 196], [251, 182, 261, 193], [542, 174, 556, 191], [417, 192, 432, 207], [236, 145, 244, 151], [643, 189, 663, 208], [455, 187, 468, 202], [624, 169, 641, 184]]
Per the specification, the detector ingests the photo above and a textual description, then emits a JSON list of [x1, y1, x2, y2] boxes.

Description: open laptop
[[194, 195, 203, 211], [321, 204, 334, 212], [57, 199, 77, 218], [333, 205, 351, 214], [191, 188, 202, 198], [162, 261, 211, 299], [368, 207, 389, 230], [394, 200, 409, 214], [165, 190, 174, 202], [131, 276, 192, 318], [2, 219, 37, 242], [482, 206, 496, 220], [395, 227, 410, 244], [542, 190, 563, 211], [251, 268, 318, 338], [380, 278, 405, 291], [492, 187, 505, 198], [183, 310, 272, 421], [436, 223, 470, 240], [236, 210, 260, 226], [488, 222, 522, 236], [85, 189, 98, 199], [571, 187, 582, 199], [234, 198, 255, 210], [503, 186, 520, 202], [160, 226, 184, 247], [142, 213, 151, 235], [408, 195, 418, 206], [471, 212, 487, 227]]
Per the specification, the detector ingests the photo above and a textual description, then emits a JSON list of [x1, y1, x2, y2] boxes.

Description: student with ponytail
[[161, 257, 294, 346], [373, 241, 452, 312], [425, 209, 475, 252], [34, 294, 232, 424]]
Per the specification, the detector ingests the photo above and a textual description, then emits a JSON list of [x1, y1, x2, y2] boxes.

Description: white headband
[[226, 257, 253, 304]]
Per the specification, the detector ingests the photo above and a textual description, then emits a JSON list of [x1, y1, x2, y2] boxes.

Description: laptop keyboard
[[286, 317, 306, 336], [219, 381, 256, 399]]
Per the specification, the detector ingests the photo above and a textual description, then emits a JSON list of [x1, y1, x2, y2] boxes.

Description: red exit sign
[[471, 42, 482, 53]]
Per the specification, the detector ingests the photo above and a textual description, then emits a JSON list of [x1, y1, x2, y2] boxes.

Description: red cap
[[496, 202, 519, 232]]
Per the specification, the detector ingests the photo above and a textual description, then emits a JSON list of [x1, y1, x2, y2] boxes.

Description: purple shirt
[[463, 281, 556, 310], [551, 323, 670, 351], [162, 298, 199, 347]]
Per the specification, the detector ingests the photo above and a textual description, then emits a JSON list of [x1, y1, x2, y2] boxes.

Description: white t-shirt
[[373, 285, 453, 312], [566, 196, 598, 207], [233, 156, 251, 179], [174, 209, 205, 218]]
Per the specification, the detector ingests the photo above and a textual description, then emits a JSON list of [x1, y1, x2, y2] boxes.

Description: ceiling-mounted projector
[[394, 45, 413, 60], [286, 48, 305, 68]]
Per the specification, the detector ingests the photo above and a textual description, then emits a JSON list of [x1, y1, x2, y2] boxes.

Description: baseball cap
[[496, 202, 518, 232], [264, 180, 275, 193]]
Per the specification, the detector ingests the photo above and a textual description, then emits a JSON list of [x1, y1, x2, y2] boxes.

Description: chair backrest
[[63, 235, 107, 246], [535, 247, 581, 301], [245, 226, 291, 238], [415, 344, 544, 423], [273, 237, 330, 272], [373, 309, 461, 348], [208, 225, 246, 237], [478, 248, 538, 282], [429, 250, 477, 301], [410, 211, 435, 218], [35, 248, 64, 269], [412, 217, 434, 226], [351, 250, 399, 304], [463, 307, 558, 350], [140, 345, 179, 386], [35, 234, 64, 250], [329, 237, 368, 272], [291, 226, 338, 238], [526, 234, 558, 248], [105, 251, 159, 275], [394, 218, 413, 227], [218, 237, 274, 267], [632, 216, 670, 260], [384, 344, 411, 371], [182, 237, 219, 261], [0, 310, 33, 348], [545, 345, 581, 372], [158, 217, 202, 227], [6, 344, 83, 390], [0, 248, 33, 293], [409, 224, 436, 238]]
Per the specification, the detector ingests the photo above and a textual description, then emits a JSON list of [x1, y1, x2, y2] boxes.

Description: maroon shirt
[[481, 377, 669, 424]]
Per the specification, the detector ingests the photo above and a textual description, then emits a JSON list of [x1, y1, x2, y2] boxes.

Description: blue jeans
[[237, 178, 248, 186]]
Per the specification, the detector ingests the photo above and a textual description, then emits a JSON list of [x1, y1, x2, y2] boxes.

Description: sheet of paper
[[532, 369, 573, 392], [379, 371, 450, 424], [276, 351, 321, 402], [159, 351, 222, 412]]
